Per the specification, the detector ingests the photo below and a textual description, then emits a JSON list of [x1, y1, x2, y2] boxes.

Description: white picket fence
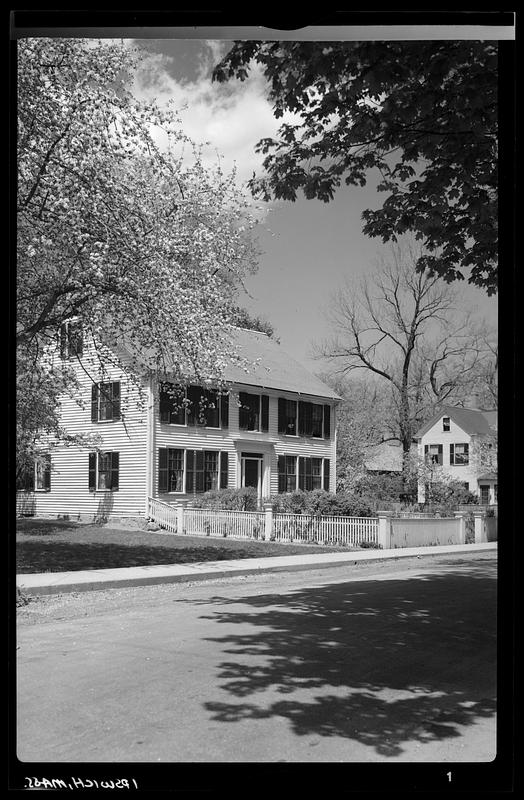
[[146, 498, 379, 547], [184, 508, 266, 540], [272, 512, 379, 546], [147, 497, 178, 533]]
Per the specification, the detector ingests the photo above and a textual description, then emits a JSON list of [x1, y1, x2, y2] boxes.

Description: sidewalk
[[16, 542, 497, 597]]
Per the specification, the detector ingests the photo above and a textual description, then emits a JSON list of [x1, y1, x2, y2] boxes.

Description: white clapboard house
[[17, 323, 341, 520], [414, 404, 498, 505]]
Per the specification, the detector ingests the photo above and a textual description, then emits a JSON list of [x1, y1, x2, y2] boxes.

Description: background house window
[[60, 319, 83, 359], [450, 443, 469, 465], [425, 444, 443, 465], [91, 382, 121, 422], [89, 451, 119, 491], [443, 416, 450, 432], [238, 392, 269, 432]]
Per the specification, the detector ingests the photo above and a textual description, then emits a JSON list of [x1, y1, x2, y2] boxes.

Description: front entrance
[[241, 452, 264, 500]]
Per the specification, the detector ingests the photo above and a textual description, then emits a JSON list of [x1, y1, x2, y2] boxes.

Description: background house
[[17, 326, 341, 520], [414, 405, 498, 504]]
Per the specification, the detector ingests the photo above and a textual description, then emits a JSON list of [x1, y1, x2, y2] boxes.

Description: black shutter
[[220, 451, 228, 489], [186, 450, 194, 493], [238, 392, 249, 430], [261, 395, 269, 432], [298, 457, 305, 490], [195, 451, 204, 493], [112, 382, 121, 421], [88, 453, 97, 492], [323, 405, 331, 439], [158, 448, 168, 493], [277, 454, 286, 493], [450, 443, 454, 465], [323, 458, 330, 492], [220, 392, 229, 429], [278, 398, 287, 433], [298, 402, 305, 436], [159, 385, 170, 423], [424, 445, 428, 456], [110, 452, 119, 490], [91, 384, 99, 422]]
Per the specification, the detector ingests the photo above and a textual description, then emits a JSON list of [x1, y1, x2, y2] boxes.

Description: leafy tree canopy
[[17, 38, 259, 466], [213, 40, 497, 294]]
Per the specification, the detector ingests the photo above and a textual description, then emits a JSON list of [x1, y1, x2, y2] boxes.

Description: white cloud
[[130, 43, 301, 188]]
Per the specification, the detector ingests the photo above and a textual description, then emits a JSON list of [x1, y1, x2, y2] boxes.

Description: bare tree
[[318, 240, 496, 484]]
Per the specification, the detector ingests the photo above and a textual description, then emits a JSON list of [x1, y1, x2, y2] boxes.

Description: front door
[[241, 456, 262, 499], [479, 485, 490, 505]]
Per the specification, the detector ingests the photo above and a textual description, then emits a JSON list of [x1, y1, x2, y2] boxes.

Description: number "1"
[[447, 772, 452, 782]]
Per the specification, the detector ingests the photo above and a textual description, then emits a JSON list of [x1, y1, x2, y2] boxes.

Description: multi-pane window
[[159, 384, 228, 429], [443, 416, 450, 432], [450, 443, 469, 465], [158, 449, 228, 494], [91, 382, 121, 422], [89, 452, 119, 491], [278, 455, 330, 493], [424, 444, 443, 465], [238, 392, 269, 432], [17, 455, 51, 491], [60, 319, 83, 359], [278, 398, 330, 439]]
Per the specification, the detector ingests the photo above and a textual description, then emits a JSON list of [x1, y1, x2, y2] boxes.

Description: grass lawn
[[16, 518, 356, 574]]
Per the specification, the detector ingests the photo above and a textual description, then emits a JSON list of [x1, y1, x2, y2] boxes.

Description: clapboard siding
[[19, 349, 338, 517], [20, 344, 149, 519]]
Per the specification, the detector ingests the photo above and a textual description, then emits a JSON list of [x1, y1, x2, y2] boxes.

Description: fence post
[[176, 503, 185, 535], [377, 511, 392, 549], [263, 503, 273, 541], [454, 511, 466, 544], [473, 510, 486, 543]]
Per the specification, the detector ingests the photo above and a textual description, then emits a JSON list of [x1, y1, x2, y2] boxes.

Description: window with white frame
[[89, 451, 119, 491], [278, 398, 331, 439], [450, 443, 469, 465], [91, 382, 121, 422], [17, 454, 51, 491], [443, 416, 450, 432], [158, 448, 228, 494], [278, 455, 330, 493], [60, 319, 83, 359], [238, 392, 269, 432], [424, 444, 443, 465], [159, 384, 228, 429]]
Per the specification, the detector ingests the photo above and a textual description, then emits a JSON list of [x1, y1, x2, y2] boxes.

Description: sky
[[128, 37, 497, 374]]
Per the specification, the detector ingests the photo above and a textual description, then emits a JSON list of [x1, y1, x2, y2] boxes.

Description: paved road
[[16, 553, 497, 763]]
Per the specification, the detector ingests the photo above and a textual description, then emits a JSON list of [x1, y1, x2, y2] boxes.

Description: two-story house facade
[[414, 405, 498, 505], [17, 326, 341, 520]]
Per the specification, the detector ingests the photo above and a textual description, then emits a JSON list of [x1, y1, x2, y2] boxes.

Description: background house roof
[[415, 405, 498, 439]]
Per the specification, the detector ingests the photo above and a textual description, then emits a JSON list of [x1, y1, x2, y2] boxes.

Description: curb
[[16, 543, 497, 597]]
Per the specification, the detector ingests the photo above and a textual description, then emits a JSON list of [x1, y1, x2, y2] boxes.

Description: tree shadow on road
[[198, 561, 497, 758]]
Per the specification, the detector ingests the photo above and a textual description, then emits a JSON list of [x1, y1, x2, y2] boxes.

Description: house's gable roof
[[220, 328, 342, 400], [415, 405, 497, 439], [118, 326, 342, 401]]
